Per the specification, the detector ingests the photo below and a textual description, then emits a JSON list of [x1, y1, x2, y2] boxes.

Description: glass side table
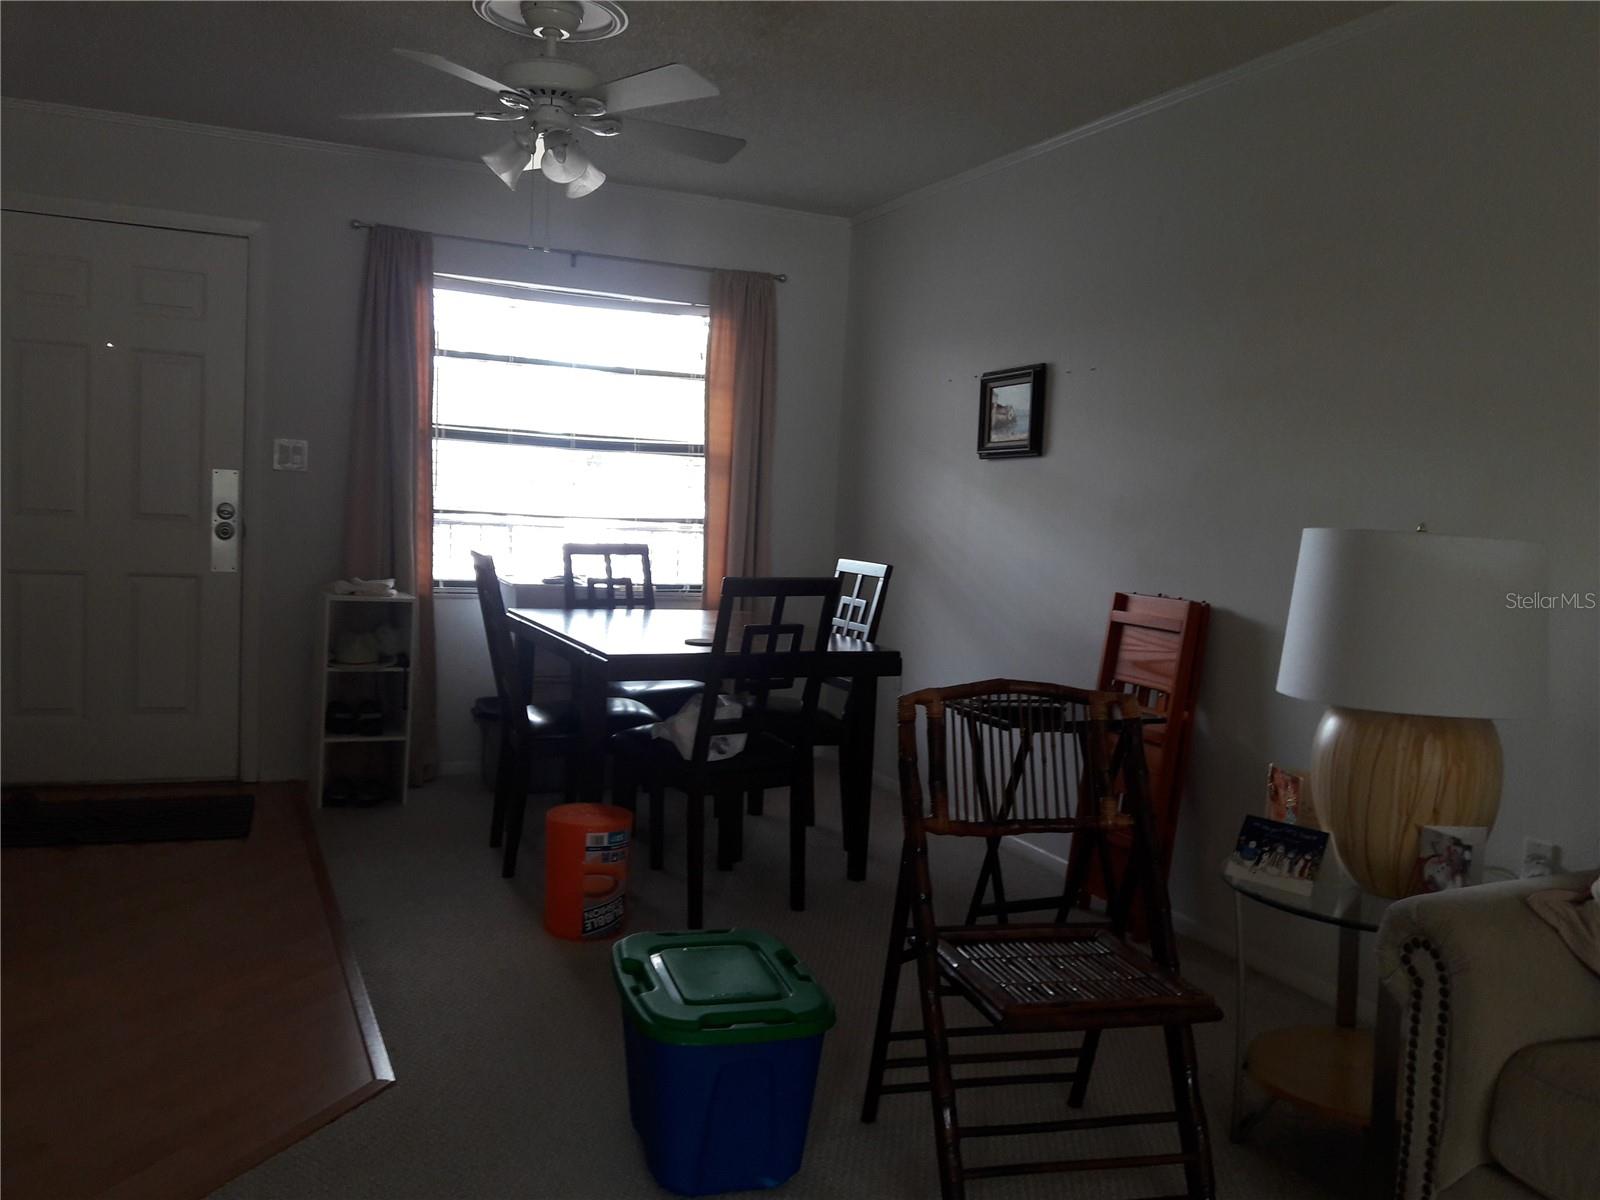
[[1222, 864, 1398, 1143]]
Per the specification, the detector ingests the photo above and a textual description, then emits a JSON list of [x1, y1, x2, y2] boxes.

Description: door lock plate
[[211, 469, 240, 572]]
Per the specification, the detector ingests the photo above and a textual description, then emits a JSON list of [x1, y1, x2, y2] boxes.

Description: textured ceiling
[[1, 1, 1384, 217]]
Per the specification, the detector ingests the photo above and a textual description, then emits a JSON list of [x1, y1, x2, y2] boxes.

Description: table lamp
[[1276, 528, 1547, 897]]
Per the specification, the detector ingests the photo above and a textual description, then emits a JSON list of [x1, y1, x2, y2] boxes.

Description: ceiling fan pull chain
[[527, 169, 552, 252], [534, 167, 547, 249]]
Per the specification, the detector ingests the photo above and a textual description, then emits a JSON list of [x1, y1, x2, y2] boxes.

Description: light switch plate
[[273, 438, 309, 471]]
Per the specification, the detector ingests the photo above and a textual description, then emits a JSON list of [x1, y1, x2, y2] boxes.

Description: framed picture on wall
[[977, 362, 1046, 459]]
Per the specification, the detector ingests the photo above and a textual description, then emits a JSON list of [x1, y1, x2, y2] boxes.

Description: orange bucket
[[544, 803, 633, 940]]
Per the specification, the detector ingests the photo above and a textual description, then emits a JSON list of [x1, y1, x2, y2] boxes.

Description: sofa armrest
[[1377, 871, 1600, 1199]]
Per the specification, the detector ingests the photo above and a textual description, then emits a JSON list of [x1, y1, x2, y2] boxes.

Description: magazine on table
[[1225, 815, 1330, 896]]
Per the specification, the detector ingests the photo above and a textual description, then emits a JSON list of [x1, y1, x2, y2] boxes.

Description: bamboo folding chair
[[860, 680, 1222, 1200]]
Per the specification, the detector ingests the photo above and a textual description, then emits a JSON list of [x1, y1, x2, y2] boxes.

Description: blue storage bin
[[612, 929, 836, 1196]]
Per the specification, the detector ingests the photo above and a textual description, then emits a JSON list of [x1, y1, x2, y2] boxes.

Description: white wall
[[838, 5, 1599, 994], [2, 100, 853, 779]]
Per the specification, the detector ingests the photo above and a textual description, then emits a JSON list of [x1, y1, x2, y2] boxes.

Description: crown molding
[[852, 3, 1419, 226], [0, 96, 847, 229]]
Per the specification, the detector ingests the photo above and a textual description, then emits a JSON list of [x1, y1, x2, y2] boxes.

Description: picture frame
[[977, 362, 1046, 459], [1224, 815, 1330, 897], [1411, 825, 1488, 894], [1265, 763, 1318, 828]]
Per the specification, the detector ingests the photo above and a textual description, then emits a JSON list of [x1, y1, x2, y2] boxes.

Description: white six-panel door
[[3, 211, 248, 782]]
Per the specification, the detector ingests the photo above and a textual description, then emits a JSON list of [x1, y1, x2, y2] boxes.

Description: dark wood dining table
[[505, 605, 902, 881]]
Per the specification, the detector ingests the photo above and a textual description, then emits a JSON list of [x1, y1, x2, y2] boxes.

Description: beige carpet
[[212, 772, 1372, 1200]]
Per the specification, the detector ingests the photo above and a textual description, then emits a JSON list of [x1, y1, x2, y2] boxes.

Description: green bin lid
[[611, 929, 836, 1047]]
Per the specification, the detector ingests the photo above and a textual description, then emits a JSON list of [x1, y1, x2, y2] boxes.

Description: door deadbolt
[[211, 468, 241, 573]]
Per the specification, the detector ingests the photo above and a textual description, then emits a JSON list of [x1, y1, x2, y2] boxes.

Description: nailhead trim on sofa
[[1395, 936, 1451, 1200]]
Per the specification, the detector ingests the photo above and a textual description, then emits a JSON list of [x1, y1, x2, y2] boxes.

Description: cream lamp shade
[[1276, 528, 1547, 896]]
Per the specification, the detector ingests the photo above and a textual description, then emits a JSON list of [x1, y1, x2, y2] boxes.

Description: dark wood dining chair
[[860, 680, 1221, 1200], [747, 556, 893, 821], [561, 542, 702, 718], [609, 575, 843, 929], [561, 542, 659, 610], [471, 551, 657, 878]]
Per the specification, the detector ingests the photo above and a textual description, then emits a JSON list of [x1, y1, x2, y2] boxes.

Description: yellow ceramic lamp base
[[1312, 706, 1502, 898]]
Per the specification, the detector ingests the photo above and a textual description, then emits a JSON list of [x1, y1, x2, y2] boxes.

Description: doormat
[[1, 792, 255, 848]]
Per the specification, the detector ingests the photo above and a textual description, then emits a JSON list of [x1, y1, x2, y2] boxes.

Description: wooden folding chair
[[963, 593, 1208, 928], [1090, 593, 1208, 908], [860, 680, 1221, 1200]]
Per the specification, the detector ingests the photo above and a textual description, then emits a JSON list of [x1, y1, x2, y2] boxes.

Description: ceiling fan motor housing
[[527, 102, 575, 132], [499, 57, 600, 96]]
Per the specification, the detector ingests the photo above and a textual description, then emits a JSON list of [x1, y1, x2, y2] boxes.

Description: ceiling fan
[[344, 0, 745, 199]]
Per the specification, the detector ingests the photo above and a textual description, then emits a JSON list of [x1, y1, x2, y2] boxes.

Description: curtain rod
[[348, 220, 786, 283]]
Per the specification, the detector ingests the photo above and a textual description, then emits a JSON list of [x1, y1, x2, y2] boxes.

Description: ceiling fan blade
[[394, 48, 515, 95], [342, 111, 485, 120], [621, 117, 745, 164], [483, 139, 533, 189], [599, 63, 719, 114]]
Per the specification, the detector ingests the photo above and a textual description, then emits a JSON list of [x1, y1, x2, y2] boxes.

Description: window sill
[[433, 584, 705, 609]]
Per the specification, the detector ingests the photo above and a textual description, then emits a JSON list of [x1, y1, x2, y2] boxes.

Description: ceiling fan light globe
[[483, 139, 534, 189], [565, 163, 606, 198], [540, 142, 591, 184]]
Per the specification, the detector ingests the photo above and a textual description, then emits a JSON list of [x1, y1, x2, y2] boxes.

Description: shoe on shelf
[[323, 777, 356, 806], [355, 701, 384, 737], [326, 701, 356, 736]]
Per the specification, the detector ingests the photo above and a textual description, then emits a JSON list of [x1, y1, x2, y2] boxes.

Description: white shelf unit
[[311, 591, 417, 807]]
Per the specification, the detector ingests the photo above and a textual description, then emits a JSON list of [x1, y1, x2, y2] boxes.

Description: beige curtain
[[342, 225, 438, 784], [703, 270, 778, 609]]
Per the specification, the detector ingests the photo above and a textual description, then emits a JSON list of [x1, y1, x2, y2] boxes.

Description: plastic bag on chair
[[651, 694, 746, 761]]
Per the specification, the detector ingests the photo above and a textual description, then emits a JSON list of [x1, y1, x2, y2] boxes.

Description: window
[[431, 280, 710, 590]]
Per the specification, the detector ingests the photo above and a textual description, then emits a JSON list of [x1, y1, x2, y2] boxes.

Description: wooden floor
[[2, 782, 391, 1200]]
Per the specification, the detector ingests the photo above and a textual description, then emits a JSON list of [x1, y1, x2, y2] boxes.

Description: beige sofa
[[1377, 871, 1600, 1200]]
